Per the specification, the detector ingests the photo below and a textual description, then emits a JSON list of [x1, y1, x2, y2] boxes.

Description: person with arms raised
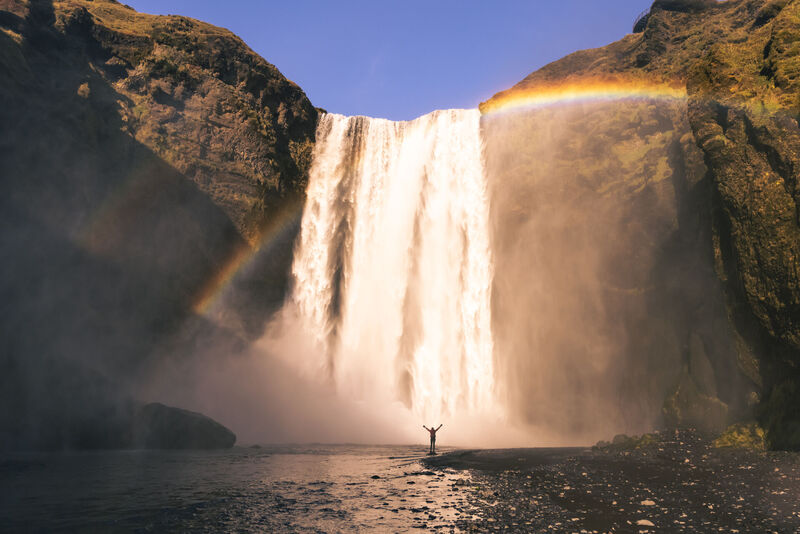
[[423, 424, 443, 455]]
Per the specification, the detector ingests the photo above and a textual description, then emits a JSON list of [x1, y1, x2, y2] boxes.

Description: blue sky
[[124, 1, 653, 120]]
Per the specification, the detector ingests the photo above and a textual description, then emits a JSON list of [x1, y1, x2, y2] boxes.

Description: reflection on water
[[0, 445, 480, 532]]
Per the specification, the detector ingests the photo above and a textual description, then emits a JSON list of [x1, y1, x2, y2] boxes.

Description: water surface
[[1, 445, 478, 532]]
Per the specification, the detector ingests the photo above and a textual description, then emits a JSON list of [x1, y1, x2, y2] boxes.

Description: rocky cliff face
[[1, 0, 316, 241], [484, 0, 800, 448], [0, 0, 315, 449], [687, 0, 800, 449]]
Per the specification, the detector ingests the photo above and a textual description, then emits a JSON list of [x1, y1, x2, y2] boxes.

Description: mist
[[132, 97, 761, 449], [137, 310, 546, 447], [483, 98, 754, 443]]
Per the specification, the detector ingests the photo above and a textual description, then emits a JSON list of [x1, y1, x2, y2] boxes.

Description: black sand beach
[[425, 431, 800, 533]]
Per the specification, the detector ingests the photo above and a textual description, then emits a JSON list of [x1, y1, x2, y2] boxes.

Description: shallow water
[[0, 445, 479, 532]]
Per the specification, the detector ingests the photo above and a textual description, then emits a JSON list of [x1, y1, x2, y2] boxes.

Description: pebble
[[422, 429, 800, 533]]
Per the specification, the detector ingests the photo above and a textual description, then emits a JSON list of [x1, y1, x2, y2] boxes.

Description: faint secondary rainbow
[[480, 79, 687, 115], [72, 156, 305, 318]]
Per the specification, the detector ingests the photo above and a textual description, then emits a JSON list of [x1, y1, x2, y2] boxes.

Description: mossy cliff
[[484, 0, 800, 449], [0, 0, 315, 448]]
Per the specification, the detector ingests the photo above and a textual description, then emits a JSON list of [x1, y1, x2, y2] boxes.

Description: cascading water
[[288, 110, 496, 423]]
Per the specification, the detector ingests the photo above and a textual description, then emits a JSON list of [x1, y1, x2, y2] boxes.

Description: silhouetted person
[[423, 424, 443, 454]]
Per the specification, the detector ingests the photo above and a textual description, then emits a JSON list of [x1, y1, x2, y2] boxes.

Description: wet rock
[[613, 434, 632, 446], [596, 433, 659, 450], [132, 402, 236, 449], [688, 332, 717, 398], [662, 365, 728, 433]]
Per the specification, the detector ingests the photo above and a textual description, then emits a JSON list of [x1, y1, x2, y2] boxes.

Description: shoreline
[[422, 430, 800, 532]]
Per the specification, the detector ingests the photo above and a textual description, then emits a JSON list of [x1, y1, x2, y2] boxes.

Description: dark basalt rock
[[132, 402, 236, 449]]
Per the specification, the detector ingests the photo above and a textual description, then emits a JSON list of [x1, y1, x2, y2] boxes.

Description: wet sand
[[425, 430, 800, 533]]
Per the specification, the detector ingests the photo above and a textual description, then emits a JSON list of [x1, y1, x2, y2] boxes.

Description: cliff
[[483, 0, 800, 448], [0, 0, 315, 448]]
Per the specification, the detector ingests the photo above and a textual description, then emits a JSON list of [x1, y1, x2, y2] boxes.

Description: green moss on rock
[[713, 421, 767, 450], [594, 432, 660, 450]]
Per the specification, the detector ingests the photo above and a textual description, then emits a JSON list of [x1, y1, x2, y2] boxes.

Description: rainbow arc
[[481, 79, 687, 115]]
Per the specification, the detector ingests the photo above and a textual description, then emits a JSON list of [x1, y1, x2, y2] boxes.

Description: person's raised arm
[[423, 425, 429, 431], [436, 424, 443, 431]]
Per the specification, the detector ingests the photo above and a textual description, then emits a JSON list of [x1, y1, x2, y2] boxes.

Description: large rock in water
[[133, 403, 236, 449]]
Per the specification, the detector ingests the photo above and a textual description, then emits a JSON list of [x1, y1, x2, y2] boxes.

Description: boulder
[[132, 403, 236, 449], [596, 433, 660, 450], [713, 422, 767, 451]]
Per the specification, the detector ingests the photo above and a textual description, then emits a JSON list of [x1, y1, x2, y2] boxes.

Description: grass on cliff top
[[55, 0, 233, 39], [50, 0, 285, 79]]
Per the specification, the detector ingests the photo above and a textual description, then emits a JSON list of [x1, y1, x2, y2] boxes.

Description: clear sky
[[124, 1, 654, 121]]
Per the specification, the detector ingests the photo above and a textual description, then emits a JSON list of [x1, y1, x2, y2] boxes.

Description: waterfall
[[288, 110, 496, 423]]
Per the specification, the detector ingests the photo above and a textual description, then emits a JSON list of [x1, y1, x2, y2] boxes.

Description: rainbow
[[194, 80, 689, 317], [191, 197, 304, 315], [85, 78, 691, 321], [480, 78, 687, 115], [73, 155, 305, 318]]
